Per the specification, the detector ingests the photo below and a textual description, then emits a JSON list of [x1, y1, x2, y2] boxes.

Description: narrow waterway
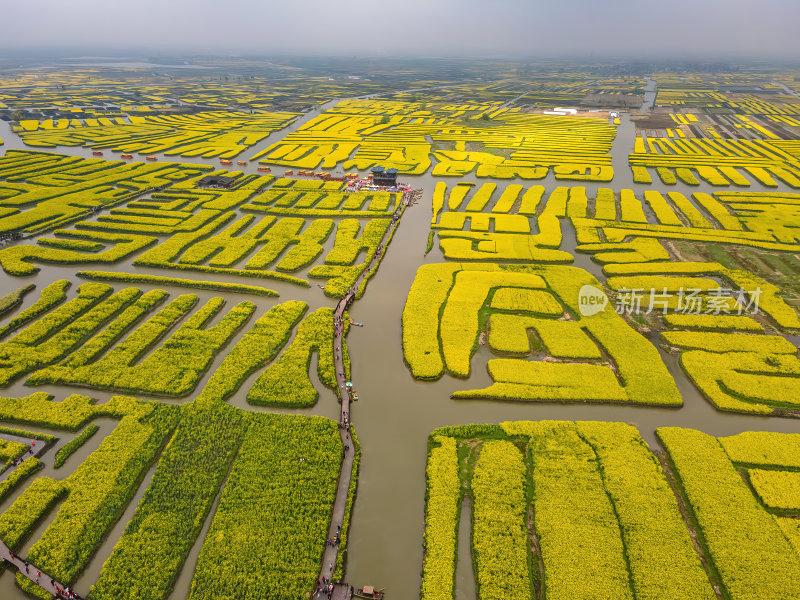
[[640, 77, 656, 112]]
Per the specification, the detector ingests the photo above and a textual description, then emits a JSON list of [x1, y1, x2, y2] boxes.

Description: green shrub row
[[37, 238, 105, 252], [90, 402, 250, 600], [0, 477, 67, 550], [187, 414, 342, 600], [53, 424, 99, 468], [76, 270, 279, 296], [247, 307, 341, 407], [0, 439, 30, 470], [333, 427, 360, 580], [0, 284, 35, 322], [31, 295, 255, 397], [0, 457, 42, 503], [0, 280, 69, 340], [0, 425, 54, 442], [25, 402, 179, 585], [0, 392, 99, 430]]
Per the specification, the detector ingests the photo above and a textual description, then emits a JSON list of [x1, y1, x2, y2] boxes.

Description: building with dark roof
[[371, 166, 398, 187], [197, 175, 236, 189]]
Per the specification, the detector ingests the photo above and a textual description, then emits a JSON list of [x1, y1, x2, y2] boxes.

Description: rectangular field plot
[[423, 421, 800, 600], [251, 98, 616, 180], [0, 153, 404, 299], [0, 391, 346, 600], [14, 111, 298, 159], [0, 280, 348, 406]]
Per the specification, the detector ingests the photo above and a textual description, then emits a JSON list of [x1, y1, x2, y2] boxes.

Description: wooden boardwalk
[[313, 188, 417, 599], [332, 583, 353, 599], [0, 538, 81, 599], [0, 435, 49, 484]]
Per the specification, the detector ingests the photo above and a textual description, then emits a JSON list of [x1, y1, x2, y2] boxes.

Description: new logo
[[578, 285, 608, 316]]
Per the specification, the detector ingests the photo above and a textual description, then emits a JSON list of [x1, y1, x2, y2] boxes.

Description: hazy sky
[[2, 0, 798, 60]]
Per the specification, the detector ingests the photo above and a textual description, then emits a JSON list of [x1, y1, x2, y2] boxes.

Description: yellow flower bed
[[471, 440, 531, 600], [19, 111, 297, 159], [658, 427, 800, 600], [747, 469, 800, 513], [420, 435, 460, 600], [403, 263, 680, 405]]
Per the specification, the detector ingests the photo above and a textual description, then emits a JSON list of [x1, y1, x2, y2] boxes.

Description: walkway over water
[[313, 187, 419, 600], [0, 538, 81, 599]]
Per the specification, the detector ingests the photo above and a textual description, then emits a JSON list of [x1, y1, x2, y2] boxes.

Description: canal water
[[340, 152, 800, 600], [0, 109, 798, 600]]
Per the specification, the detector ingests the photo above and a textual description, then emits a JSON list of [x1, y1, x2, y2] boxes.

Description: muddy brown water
[[0, 112, 799, 600], [338, 162, 800, 600]]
